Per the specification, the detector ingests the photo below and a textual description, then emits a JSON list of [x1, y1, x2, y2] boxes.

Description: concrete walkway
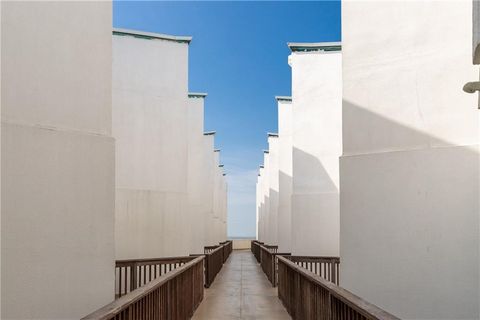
[[192, 250, 291, 320]]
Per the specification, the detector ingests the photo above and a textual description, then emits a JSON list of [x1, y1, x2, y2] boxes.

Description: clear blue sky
[[113, 1, 341, 238]]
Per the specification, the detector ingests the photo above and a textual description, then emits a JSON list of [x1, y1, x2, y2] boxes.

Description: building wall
[[113, 31, 190, 259], [290, 49, 342, 256], [277, 99, 293, 253], [187, 96, 206, 254], [262, 152, 271, 244], [203, 136, 216, 246], [232, 239, 253, 250], [341, 1, 479, 318], [213, 152, 222, 244], [1, 2, 115, 318], [267, 137, 279, 245]]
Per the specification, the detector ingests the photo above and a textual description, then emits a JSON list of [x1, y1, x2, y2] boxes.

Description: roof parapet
[[188, 92, 208, 98], [275, 96, 292, 102], [113, 28, 192, 44], [203, 131, 216, 136], [288, 42, 341, 53]]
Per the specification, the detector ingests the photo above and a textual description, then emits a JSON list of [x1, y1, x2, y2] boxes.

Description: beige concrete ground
[[192, 250, 291, 320]]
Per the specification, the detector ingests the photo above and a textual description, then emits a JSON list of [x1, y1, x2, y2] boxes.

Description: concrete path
[[192, 250, 291, 320]]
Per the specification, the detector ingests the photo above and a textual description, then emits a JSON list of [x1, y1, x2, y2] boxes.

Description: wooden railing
[[260, 245, 277, 285], [277, 256, 400, 320], [204, 245, 219, 254], [115, 256, 194, 297], [286, 256, 340, 285], [204, 241, 232, 288], [220, 240, 233, 262], [82, 256, 205, 320], [251, 240, 263, 262]]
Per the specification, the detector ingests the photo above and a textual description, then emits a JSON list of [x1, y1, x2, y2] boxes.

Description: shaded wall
[[187, 96, 206, 254], [290, 50, 342, 256], [277, 100, 293, 252], [113, 31, 190, 259], [341, 1, 479, 318], [1, 2, 114, 318], [267, 137, 279, 245]]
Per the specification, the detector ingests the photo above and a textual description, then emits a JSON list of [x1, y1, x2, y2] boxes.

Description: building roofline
[[188, 92, 208, 98], [288, 42, 341, 53], [203, 131, 216, 136], [275, 96, 292, 102], [113, 28, 192, 44]]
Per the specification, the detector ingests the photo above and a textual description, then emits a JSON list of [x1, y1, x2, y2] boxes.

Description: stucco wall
[[341, 1, 479, 318], [113, 30, 190, 259], [262, 152, 271, 244], [203, 135, 216, 246], [232, 239, 252, 250], [188, 95, 207, 254], [1, 2, 115, 318], [277, 98, 293, 253], [290, 48, 342, 256], [267, 136, 279, 245]]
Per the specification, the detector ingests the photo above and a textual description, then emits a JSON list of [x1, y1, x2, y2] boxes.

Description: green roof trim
[[275, 96, 292, 102], [288, 42, 341, 53], [188, 92, 208, 98], [113, 28, 192, 44]]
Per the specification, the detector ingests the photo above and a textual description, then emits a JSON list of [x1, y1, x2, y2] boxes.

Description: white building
[[203, 132, 217, 246], [276, 96, 293, 253], [289, 42, 342, 256], [1, 2, 115, 318], [188, 93, 208, 254], [340, 2, 479, 318], [266, 134, 279, 246], [113, 29, 191, 259]]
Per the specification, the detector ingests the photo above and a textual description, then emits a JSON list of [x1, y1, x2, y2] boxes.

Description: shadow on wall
[[277, 170, 292, 252], [340, 100, 479, 319], [292, 147, 339, 194]]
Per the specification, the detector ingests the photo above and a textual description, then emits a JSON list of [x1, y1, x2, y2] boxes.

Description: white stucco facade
[[203, 134, 217, 246], [1, 2, 115, 318], [262, 152, 271, 243], [276, 97, 293, 253], [341, 2, 479, 319], [188, 93, 208, 254], [113, 29, 191, 259], [266, 135, 279, 246], [290, 43, 342, 256]]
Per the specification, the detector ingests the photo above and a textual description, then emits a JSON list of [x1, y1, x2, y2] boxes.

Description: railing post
[[131, 262, 137, 291], [331, 258, 336, 285]]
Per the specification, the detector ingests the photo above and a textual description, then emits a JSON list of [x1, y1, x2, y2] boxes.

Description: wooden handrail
[[277, 255, 400, 320], [285, 255, 340, 285], [203, 241, 232, 288], [82, 256, 205, 320], [114, 256, 195, 297]]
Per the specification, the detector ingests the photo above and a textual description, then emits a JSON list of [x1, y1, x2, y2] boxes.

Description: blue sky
[[113, 1, 341, 238]]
